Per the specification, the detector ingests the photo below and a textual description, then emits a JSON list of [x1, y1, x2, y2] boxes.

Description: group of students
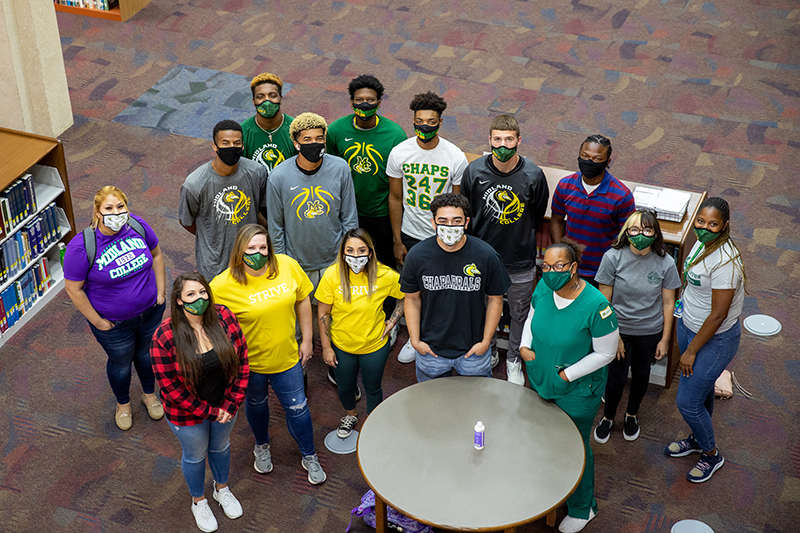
[[61, 70, 747, 533]]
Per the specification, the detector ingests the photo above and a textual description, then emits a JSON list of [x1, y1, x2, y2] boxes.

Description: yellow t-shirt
[[315, 262, 404, 354], [210, 254, 313, 374]]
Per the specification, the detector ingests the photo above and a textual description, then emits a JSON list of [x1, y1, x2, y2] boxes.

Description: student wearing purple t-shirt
[[64, 186, 167, 431]]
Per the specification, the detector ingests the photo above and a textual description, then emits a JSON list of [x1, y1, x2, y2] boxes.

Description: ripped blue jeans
[[245, 362, 315, 456]]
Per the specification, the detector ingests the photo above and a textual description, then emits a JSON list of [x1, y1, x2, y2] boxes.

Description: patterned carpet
[[1, 0, 798, 531]]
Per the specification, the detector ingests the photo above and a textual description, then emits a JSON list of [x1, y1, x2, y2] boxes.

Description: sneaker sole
[[623, 429, 640, 441], [665, 447, 702, 458], [253, 460, 273, 474], [593, 430, 610, 444], [337, 430, 352, 439], [688, 457, 725, 483], [302, 463, 327, 485]]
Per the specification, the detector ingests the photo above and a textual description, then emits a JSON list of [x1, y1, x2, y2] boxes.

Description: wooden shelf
[[54, 4, 122, 21], [53, 0, 151, 22]]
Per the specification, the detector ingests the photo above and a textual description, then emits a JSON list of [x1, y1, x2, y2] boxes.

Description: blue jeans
[[415, 347, 493, 382], [89, 301, 166, 404], [245, 362, 315, 456], [168, 415, 237, 498], [676, 318, 741, 451]]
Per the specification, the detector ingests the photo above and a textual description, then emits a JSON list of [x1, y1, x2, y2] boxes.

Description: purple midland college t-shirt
[[64, 215, 159, 321]]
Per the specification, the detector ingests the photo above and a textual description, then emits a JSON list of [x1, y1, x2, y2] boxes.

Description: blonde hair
[[92, 186, 128, 228], [289, 112, 328, 141], [250, 73, 283, 96], [337, 229, 378, 304], [228, 224, 279, 285]]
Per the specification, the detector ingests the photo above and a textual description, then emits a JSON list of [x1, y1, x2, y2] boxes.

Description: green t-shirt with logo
[[241, 113, 296, 173], [326, 114, 407, 217]]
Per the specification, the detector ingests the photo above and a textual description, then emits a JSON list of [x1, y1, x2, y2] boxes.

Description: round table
[[357, 377, 585, 532]]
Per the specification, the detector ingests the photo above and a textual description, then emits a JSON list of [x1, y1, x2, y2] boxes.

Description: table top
[[357, 377, 585, 531]]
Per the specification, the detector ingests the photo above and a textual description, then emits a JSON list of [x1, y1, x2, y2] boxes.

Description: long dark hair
[[687, 197, 748, 292], [170, 272, 238, 394], [612, 209, 668, 257]]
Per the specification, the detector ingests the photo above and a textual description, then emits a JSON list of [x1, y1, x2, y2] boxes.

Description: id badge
[[673, 299, 683, 319]]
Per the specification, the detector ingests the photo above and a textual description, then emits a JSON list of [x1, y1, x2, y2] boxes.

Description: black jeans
[[603, 331, 662, 420]]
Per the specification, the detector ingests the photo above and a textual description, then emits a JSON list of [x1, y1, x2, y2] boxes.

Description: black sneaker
[[664, 434, 702, 458], [336, 414, 359, 439], [593, 418, 613, 444], [623, 415, 640, 441]]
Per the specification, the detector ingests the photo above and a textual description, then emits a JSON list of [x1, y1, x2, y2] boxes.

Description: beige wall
[[0, 0, 72, 137]]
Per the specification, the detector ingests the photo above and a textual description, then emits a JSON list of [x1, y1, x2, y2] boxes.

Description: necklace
[[256, 114, 284, 142]]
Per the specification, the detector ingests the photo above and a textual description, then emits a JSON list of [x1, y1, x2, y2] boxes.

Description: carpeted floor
[[1, 0, 798, 531]]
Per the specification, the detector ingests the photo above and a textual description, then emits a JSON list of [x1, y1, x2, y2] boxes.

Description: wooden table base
[[373, 493, 558, 532]]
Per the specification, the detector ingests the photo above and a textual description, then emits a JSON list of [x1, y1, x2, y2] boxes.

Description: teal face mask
[[543, 270, 572, 291], [694, 227, 721, 244], [243, 252, 269, 270], [183, 297, 209, 316], [256, 100, 280, 119]]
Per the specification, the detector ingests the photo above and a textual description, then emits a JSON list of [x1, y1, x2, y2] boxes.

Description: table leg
[[374, 493, 387, 533], [546, 509, 556, 527]]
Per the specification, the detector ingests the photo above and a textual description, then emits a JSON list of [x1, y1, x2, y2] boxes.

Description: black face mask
[[577, 157, 608, 180], [216, 145, 243, 166], [353, 101, 379, 119], [298, 142, 325, 163], [414, 123, 439, 143]]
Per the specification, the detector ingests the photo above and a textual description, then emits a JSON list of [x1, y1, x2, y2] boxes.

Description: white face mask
[[103, 212, 129, 232], [344, 254, 369, 274], [437, 224, 465, 246]]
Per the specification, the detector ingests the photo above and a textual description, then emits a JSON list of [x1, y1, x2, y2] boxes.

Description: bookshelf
[[0, 127, 77, 347], [464, 153, 706, 389], [53, 0, 151, 22]]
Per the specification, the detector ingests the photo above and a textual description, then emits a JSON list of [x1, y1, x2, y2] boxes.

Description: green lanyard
[[681, 243, 705, 290]]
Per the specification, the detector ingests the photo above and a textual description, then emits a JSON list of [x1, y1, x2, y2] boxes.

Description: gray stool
[[672, 520, 714, 533]]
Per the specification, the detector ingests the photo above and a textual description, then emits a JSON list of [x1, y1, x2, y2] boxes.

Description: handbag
[[346, 489, 433, 533], [714, 370, 753, 399]]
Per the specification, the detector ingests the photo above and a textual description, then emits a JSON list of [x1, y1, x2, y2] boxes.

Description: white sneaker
[[213, 484, 242, 519], [558, 509, 596, 533], [397, 339, 416, 363], [506, 359, 525, 386], [191, 499, 218, 532], [491, 351, 499, 369], [389, 324, 399, 349]]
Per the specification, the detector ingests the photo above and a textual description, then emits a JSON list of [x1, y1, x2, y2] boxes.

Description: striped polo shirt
[[551, 170, 635, 277]]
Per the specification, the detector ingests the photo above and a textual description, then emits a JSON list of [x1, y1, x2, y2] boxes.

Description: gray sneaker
[[301, 454, 327, 485], [253, 443, 273, 474]]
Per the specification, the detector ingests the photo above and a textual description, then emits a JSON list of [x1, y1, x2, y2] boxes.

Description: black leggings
[[603, 331, 662, 420], [332, 342, 392, 415]]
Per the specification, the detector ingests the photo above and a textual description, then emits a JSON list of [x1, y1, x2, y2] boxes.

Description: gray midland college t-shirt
[[595, 246, 681, 335], [179, 158, 267, 280]]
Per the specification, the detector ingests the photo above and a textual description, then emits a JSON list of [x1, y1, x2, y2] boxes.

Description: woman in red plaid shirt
[[151, 272, 249, 533]]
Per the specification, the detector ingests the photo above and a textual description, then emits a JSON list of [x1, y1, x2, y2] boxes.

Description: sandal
[[115, 404, 132, 431], [141, 394, 164, 420]]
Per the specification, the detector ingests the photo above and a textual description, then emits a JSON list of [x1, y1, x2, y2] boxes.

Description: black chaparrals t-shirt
[[401, 236, 511, 358]]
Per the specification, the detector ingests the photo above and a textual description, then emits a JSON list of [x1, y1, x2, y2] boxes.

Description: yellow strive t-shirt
[[211, 254, 313, 374], [315, 262, 404, 354]]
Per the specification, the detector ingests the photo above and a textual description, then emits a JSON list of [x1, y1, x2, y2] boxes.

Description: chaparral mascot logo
[[463, 263, 481, 277]]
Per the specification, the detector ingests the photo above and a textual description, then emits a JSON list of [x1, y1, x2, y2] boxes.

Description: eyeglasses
[[627, 227, 655, 237], [541, 262, 573, 272]]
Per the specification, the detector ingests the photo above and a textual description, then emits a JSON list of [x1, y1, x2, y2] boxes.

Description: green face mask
[[491, 145, 517, 163], [694, 227, 721, 244], [628, 234, 656, 250], [256, 100, 280, 119], [543, 269, 573, 291], [182, 297, 209, 316], [243, 252, 269, 270]]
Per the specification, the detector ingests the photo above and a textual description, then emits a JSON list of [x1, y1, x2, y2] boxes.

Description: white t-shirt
[[681, 240, 744, 333], [386, 137, 467, 240]]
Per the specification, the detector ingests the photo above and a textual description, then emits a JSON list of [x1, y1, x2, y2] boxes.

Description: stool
[[672, 519, 714, 533]]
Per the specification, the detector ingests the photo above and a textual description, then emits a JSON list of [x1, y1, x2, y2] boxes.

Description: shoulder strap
[[83, 217, 147, 269], [83, 227, 97, 269]]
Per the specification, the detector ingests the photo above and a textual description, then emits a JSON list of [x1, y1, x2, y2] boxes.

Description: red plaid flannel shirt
[[150, 304, 249, 426]]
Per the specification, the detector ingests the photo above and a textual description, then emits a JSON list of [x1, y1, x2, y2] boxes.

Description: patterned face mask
[[103, 212, 129, 232], [436, 224, 465, 246], [344, 254, 369, 274], [256, 100, 280, 119]]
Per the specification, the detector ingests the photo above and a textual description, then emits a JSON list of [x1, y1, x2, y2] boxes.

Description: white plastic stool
[[672, 519, 714, 533]]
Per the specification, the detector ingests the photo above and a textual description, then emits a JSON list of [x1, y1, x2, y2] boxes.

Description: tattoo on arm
[[388, 300, 404, 324], [319, 313, 332, 337]]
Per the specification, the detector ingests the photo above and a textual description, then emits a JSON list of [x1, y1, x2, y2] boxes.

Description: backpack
[[346, 489, 432, 533], [83, 217, 146, 268]]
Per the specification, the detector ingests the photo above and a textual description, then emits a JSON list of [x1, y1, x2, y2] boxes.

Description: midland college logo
[[463, 263, 481, 277], [214, 186, 251, 224], [291, 186, 335, 220], [344, 141, 383, 175], [482, 184, 524, 225]]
